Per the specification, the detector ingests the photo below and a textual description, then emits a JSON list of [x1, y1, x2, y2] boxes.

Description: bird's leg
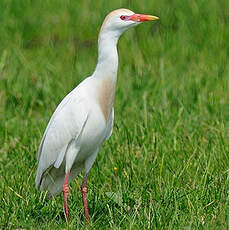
[[81, 173, 90, 222], [62, 171, 70, 221]]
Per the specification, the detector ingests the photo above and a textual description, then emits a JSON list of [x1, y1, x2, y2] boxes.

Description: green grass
[[0, 0, 229, 229]]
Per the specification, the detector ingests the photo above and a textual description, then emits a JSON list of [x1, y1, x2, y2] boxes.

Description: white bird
[[35, 8, 159, 222]]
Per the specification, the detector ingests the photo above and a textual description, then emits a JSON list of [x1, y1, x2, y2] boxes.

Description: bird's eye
[[120, 15, 126, 20]]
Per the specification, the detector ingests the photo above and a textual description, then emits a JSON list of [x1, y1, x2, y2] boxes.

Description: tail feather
[[38, 163, 84, 197]]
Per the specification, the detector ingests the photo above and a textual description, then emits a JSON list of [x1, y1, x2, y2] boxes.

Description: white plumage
[[35, 77, 111, 195], [35, 8, 159, 221]]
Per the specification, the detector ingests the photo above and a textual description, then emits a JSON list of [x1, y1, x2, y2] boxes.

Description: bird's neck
[[93, 31, 119, 82]]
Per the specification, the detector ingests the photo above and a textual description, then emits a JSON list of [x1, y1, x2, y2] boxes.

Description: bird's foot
[[62, 172, 70, 221], [81, 185, 90, 222], [62, 186, 69, 220]]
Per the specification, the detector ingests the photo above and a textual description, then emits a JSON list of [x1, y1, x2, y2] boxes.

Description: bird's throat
[[94, 31, 120, 123], [94, 31, 119, 80]]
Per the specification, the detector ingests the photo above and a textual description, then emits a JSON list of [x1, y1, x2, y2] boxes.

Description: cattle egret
[[35, 8, 159, 222]]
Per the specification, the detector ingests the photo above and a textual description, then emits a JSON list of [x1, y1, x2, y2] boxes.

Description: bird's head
[[99, 8, 159, 39]]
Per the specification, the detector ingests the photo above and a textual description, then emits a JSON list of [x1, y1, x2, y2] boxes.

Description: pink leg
[[62, 171, 70, 221], [81, 173, 90, 222]]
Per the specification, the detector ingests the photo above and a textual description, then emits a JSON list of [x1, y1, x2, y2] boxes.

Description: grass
[[0, 0, 229, 229]]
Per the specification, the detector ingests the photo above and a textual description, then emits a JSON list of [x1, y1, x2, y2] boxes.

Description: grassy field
[[0, 0, 229, 229]]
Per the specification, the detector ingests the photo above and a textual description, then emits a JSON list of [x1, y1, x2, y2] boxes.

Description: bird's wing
[[105, 107, 114, 140], [35, 88, 89, 188]]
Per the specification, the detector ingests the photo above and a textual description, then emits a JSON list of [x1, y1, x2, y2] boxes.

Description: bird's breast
[[97, 76, 116, 123], [76, 103, 108, 161]]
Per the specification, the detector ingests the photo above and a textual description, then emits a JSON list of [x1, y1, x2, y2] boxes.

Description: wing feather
[[35, 87, 89, 188]]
